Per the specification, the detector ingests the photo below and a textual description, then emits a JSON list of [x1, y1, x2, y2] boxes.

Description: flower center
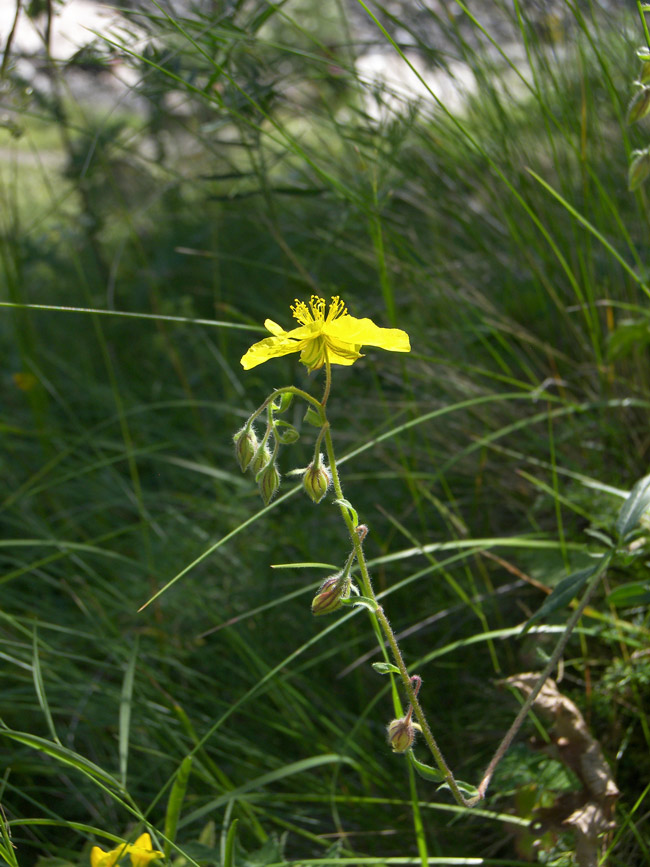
[[291, 295, 348, 326]]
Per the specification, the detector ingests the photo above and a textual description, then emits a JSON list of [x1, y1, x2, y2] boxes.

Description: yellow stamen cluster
[[291, 295, 348, 325]]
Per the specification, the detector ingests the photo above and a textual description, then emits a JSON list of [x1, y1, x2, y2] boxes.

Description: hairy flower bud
[[303, 459, 331, 504], [387, 716, 415, 753], [257, 461, 280, 505], [250, 443, 272, 475], [234, 427, 258, 472], [311, 574, 347, 615]]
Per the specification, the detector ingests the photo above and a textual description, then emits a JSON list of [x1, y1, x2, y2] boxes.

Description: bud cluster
[[233, 424, 281, 504]]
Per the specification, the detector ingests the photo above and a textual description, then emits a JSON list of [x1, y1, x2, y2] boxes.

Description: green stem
[[321, 403, 471, 808]]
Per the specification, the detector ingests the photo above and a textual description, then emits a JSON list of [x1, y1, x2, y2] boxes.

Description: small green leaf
[[303, 406, 323, 427], [638, 45, 650, 61], [607, 582, 650, 607], [333, 498, 359, 527], [372, 662, 400, 675], [274, 421, 299, 444], [274, 393, 294, 413], [408, 751, 445, 783], [522, 564, 599, 632], [341, 595, 377, 612], [437, 779, 481, 799], [616, 474, 650, 538]]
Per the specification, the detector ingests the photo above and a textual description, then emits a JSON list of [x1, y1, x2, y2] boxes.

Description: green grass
[[2, 0, 650, 865]]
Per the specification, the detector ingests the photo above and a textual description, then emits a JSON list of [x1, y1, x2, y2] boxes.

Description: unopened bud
[[234, 427, 258, 472], [387, 716, 415, 753], [628, 86, 650, 124], [303, 460, 331, 503], [629, 148, 650, 190], [311, 574, 347, 615], [257, 462, 280, 505], [250, 443, 272, 475]]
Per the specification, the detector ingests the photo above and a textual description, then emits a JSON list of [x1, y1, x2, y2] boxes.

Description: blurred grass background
[[2, 0, 650, 864]]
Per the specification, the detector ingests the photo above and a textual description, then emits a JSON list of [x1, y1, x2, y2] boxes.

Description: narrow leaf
[[0, 730, 121, 789], [372, 662, 400, 675], [616, 474, 650, 538], [223, 818, 238, 867], [607, 582, 650, 607], [408, 751, 445, 783], [119, 639, 138, 787], [164, 756, 193, 857], [522, 564, 599, 632], [32, 627, 61, 746]]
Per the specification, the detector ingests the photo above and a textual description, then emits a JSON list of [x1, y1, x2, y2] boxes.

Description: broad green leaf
[[372, 662, 400, 675], [408, 751, 445, 783], [616, 473, 650, 538], [522, 564, 599, 632], [607, 582, 650, 607]]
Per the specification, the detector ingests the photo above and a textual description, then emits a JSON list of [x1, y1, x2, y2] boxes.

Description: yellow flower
[[90, 834, 164, 867], [240, 295, 411, 372], [128, 834, 164, 867]]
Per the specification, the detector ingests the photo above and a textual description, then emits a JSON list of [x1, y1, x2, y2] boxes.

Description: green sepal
[[372, 662, 400, 675], [340, 595, 377, 612], [408, 750, 445, 783], [304, 406, 323, 427], [274, 421, 300, 444], [333, 498, 359, 527], [641, 61, 650, 85], [616, 473, 650, 539], [638, 45, 650, 61]]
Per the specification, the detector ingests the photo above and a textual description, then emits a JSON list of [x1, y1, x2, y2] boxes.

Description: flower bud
[[303, 460, 331, 503], [311, 574, 347, 615], [257, 461, 280, 505], [234, 427, 258, 472], [387, 716, 415, 753], [250, 443, 272, 475]]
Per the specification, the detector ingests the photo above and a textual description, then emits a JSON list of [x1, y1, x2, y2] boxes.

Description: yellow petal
[[132, 835, 152, 850], [240, 334, 305, 370], [324, 336, 363, 366], [325, 315, 410, 353], [263, 319, 286, 336], [90, 847, 125, 867]]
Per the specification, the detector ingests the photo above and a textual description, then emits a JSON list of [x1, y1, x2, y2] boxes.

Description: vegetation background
[[1, 0, 650, 864]]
